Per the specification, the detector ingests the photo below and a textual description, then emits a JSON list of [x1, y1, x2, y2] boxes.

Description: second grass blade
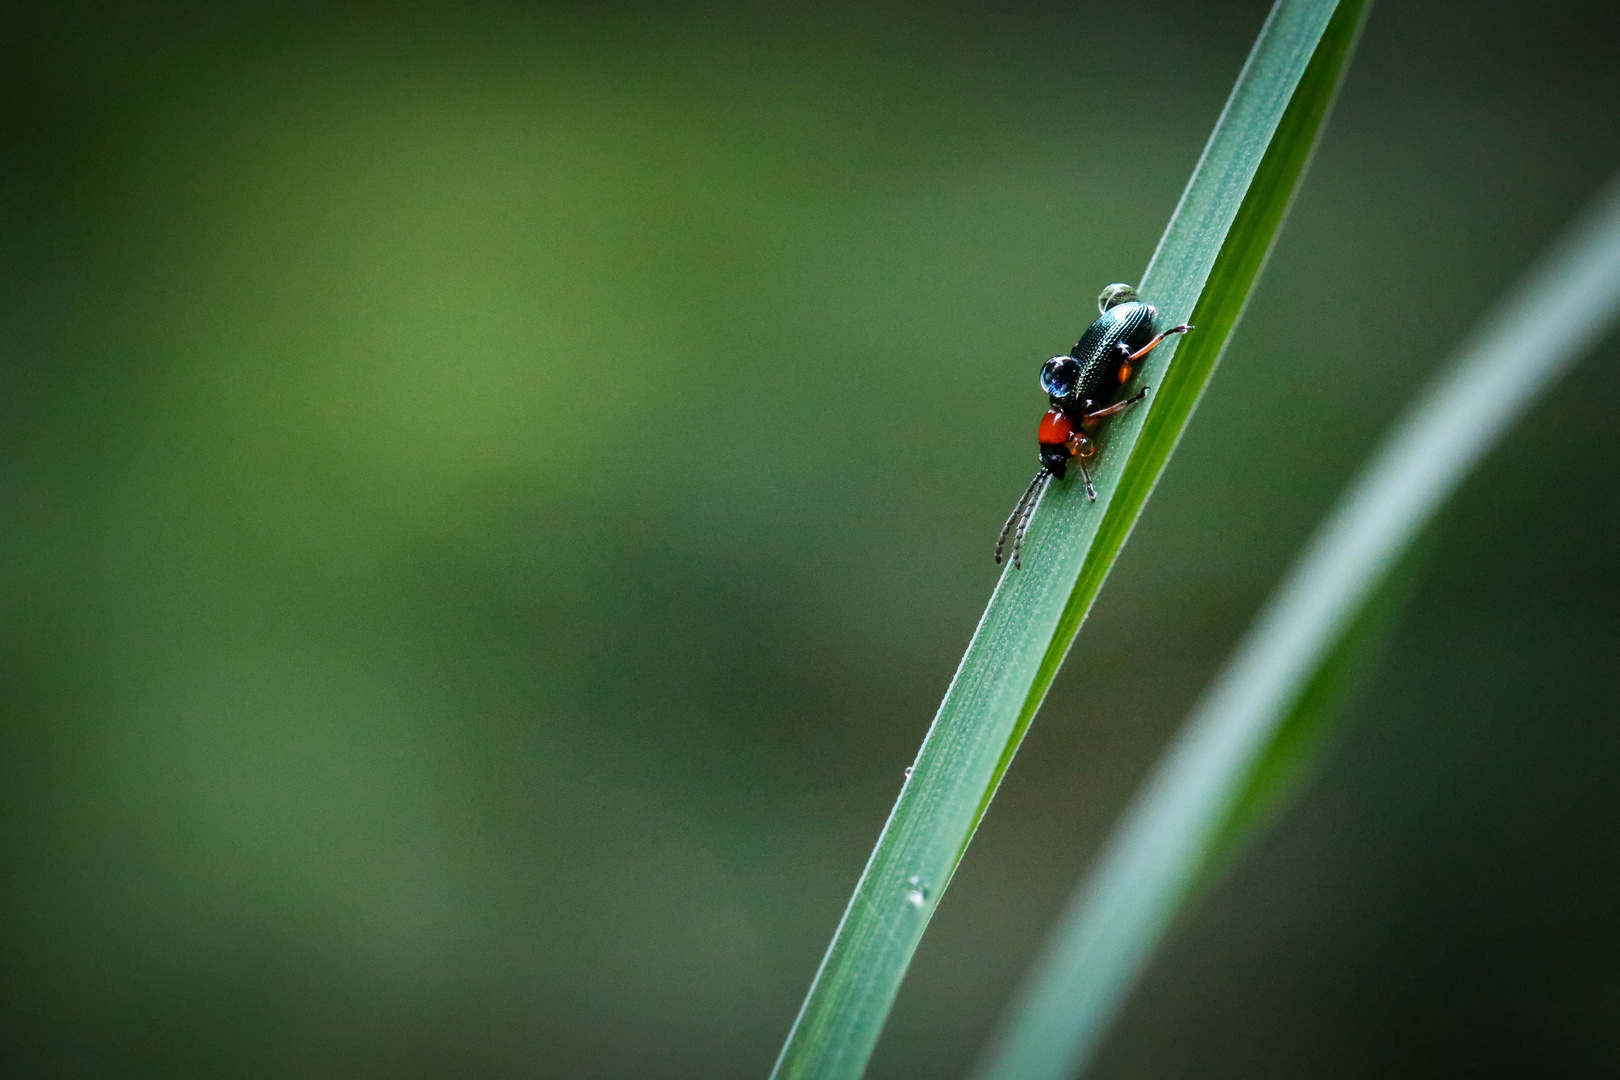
[[769, 3, 1363, 1078], [974, 163, 1620, 1080]]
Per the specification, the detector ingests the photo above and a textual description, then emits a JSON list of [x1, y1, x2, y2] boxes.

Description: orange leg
[[1114, 324, 1191, 383], [1124, 323, 1194, 364], [1082, 388, 1147, 423], [1064, 431, 1098, 500]]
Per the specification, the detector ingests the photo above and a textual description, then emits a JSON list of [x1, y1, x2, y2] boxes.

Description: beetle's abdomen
[[1070, 300, 1156, 360], [1061, 300, 1157, 410]]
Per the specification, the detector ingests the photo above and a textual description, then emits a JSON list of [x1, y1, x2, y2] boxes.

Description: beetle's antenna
[[1010, 477, 1045, 569], [996, 468, 1049, 568]]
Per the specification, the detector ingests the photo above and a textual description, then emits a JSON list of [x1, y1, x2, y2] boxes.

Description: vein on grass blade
[[975, 168, 1620, 1080], [769, 3, 1357, 1079]]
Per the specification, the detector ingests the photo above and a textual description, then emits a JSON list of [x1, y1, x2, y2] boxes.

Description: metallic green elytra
[[994, 283, 1193, 569]]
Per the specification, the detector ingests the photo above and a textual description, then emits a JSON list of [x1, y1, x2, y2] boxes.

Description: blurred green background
[[2, 1, 1618, 1076]]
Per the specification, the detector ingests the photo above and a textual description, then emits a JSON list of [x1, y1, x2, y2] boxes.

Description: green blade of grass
[[769, 3, 1364, 1078], [974, 170, 1620, 1080]]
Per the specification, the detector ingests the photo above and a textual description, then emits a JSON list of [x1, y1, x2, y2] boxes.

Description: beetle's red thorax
[[1037, 407, 1074, 446]]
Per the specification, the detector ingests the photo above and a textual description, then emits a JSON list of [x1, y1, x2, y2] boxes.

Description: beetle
[[995, 282, 1192, 569]]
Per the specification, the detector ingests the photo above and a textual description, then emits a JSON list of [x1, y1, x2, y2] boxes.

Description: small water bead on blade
[[994, 281, 1193, 569], [1096, 281, 1139, 312], [904, 875, 929, 908]]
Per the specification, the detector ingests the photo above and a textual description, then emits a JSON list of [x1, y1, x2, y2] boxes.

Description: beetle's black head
[[1039, 444, 1070, 479], [1039, 354, 1082, 400]]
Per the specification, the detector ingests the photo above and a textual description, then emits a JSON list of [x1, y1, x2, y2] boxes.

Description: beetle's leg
[[1065, 432, 1098, 499], [1076, 458, 1096, 501], [1124, 323, 1194, 363], [1115, 342, 1135, 384], [1081, 388, 1147, 423]]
